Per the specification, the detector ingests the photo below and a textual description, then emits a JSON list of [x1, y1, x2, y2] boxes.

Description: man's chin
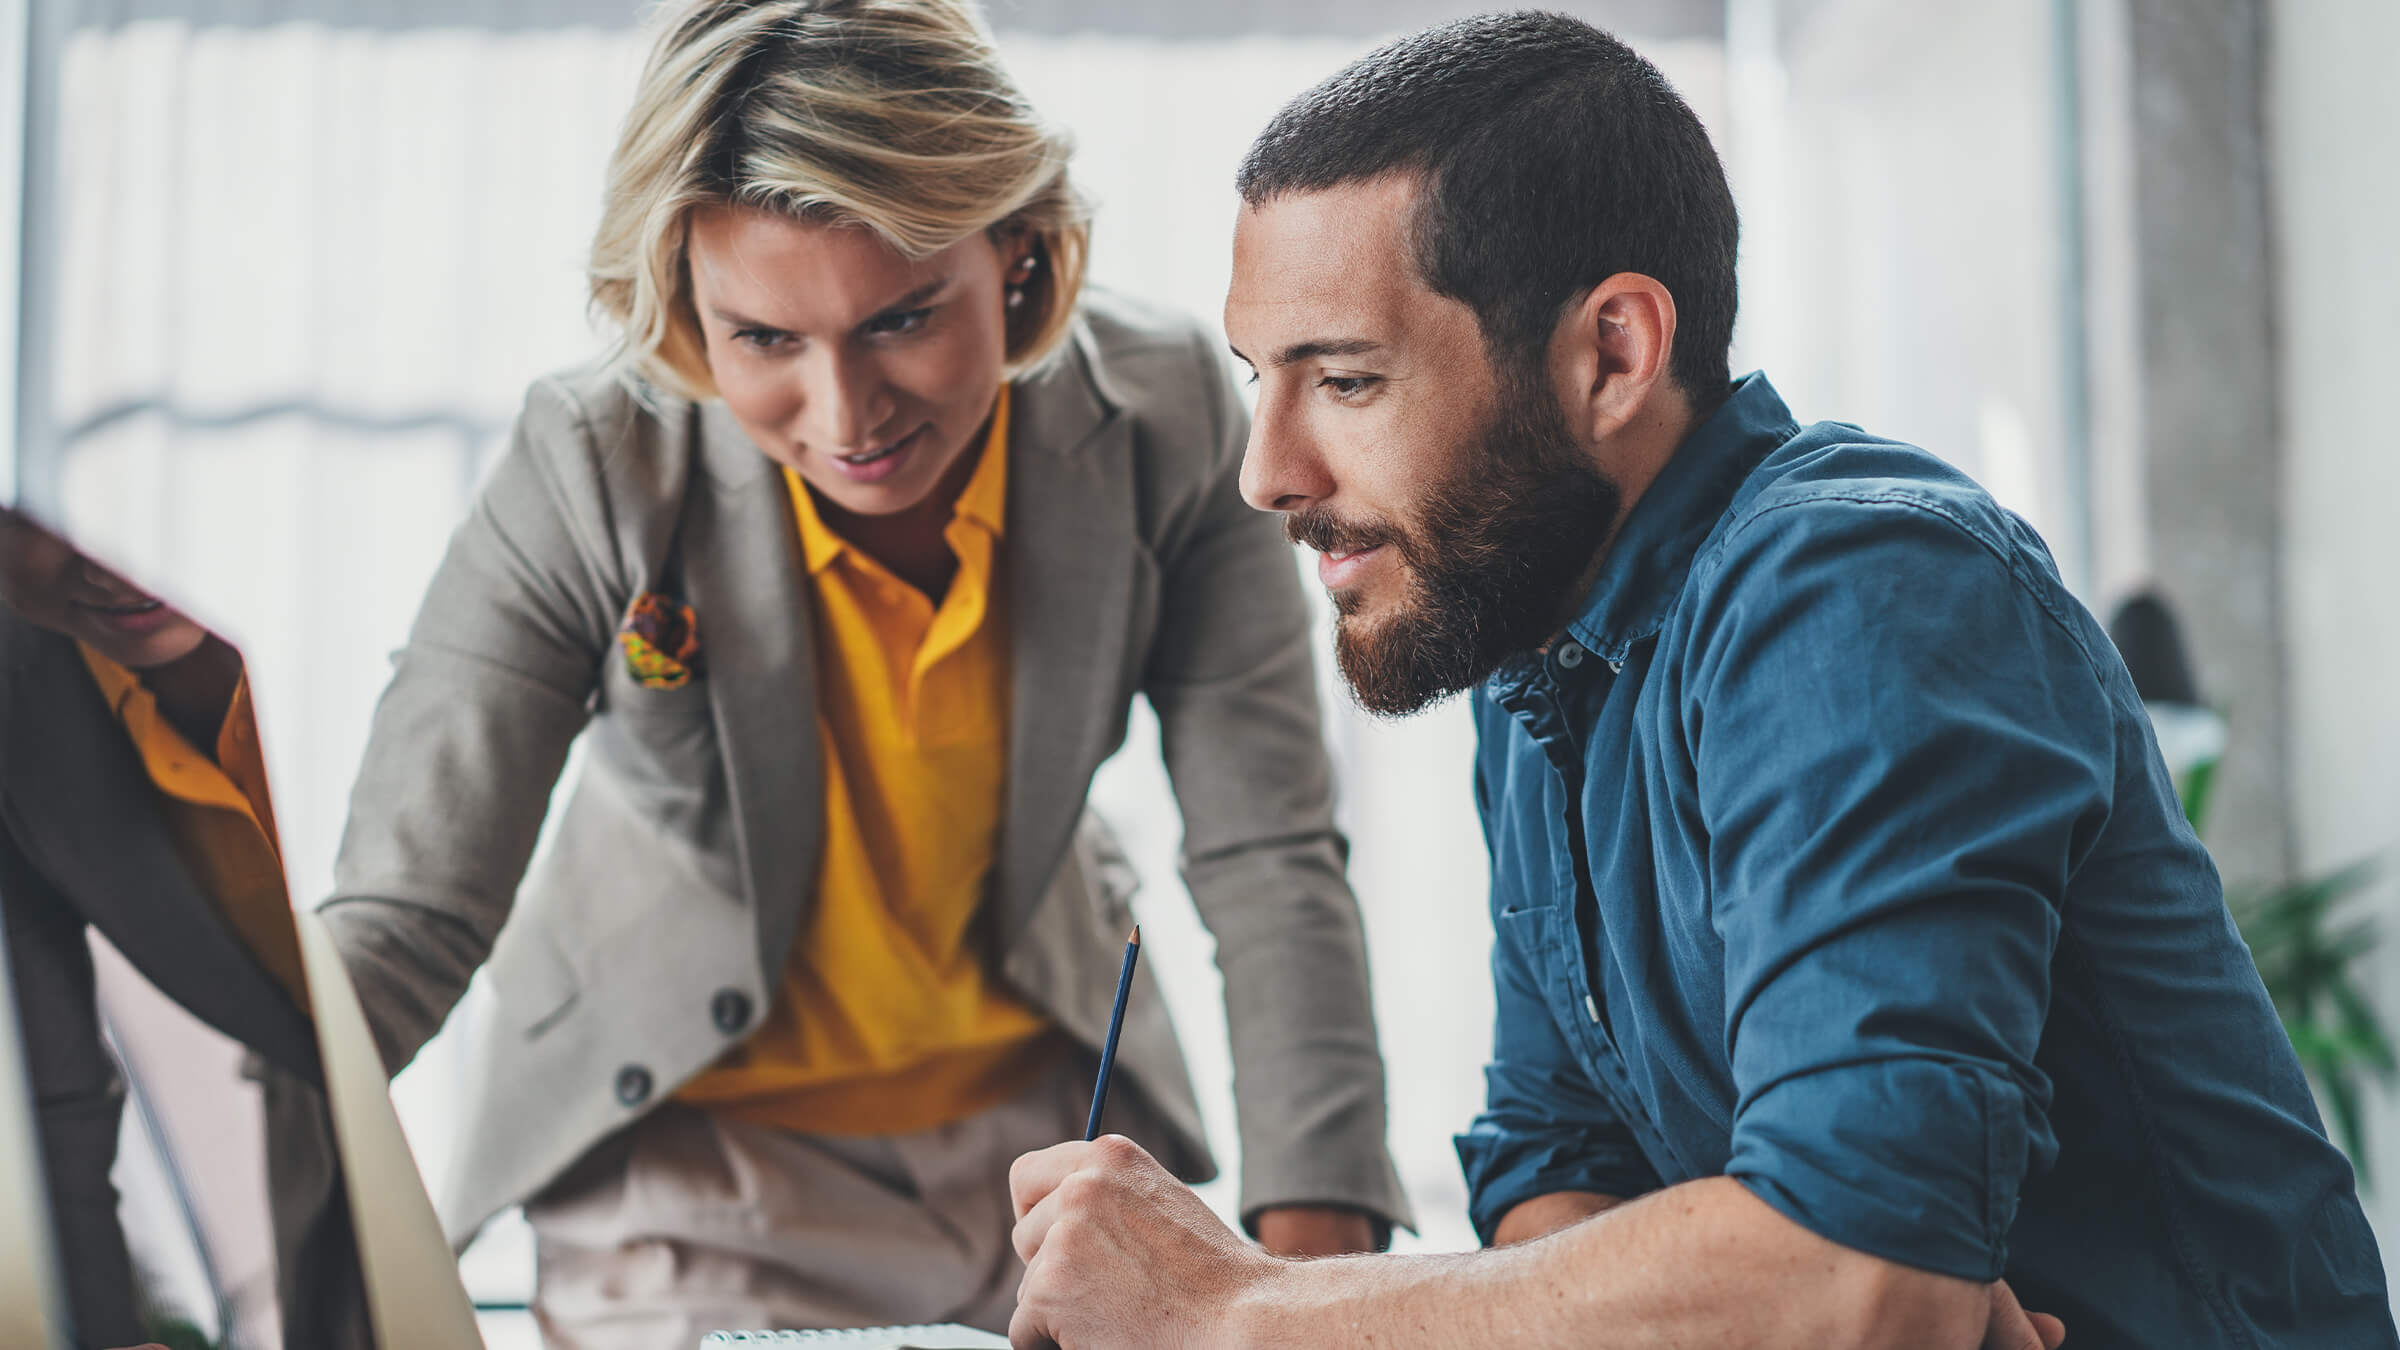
[[1332, 612, 1485, 719]]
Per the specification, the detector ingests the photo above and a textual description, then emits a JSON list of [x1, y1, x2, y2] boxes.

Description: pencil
[[1085, 925, 1141, 1141]]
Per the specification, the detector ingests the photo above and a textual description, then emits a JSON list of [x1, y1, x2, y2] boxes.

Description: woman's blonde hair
[[590, 0, 1091, 399]]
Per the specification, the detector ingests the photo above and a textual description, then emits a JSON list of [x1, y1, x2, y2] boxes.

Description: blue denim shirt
[[1455, 375, 2393, 1347]]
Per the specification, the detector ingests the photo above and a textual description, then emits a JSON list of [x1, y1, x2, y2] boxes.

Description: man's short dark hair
[[1236, 11, 1739, 402]]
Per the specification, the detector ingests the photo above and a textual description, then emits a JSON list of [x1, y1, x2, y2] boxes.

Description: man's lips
[[1316, 543, 1386, 590]]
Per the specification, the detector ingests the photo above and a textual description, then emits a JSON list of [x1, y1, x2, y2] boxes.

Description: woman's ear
[[996, 228, 1050, 365]]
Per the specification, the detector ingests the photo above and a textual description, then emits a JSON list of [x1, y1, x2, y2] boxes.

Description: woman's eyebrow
[[706, 275, 954, 333], [868, 276, 953, 316]]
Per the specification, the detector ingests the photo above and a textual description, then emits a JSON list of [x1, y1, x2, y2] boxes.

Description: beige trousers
[[524, 1057, 1120, 1349]]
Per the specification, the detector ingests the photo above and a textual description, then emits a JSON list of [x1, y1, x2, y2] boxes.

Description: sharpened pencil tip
[[1129, 924, 1141, 946]]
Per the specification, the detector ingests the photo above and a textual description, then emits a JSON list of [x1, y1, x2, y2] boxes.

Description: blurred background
[[1, 0, 2393, 1342]]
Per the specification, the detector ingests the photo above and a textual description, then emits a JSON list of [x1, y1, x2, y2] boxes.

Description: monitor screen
[[0, 501, 476, 1350]]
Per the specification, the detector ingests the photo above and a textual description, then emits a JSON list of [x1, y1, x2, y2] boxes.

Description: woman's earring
[[1006, 253, 1037, 309]]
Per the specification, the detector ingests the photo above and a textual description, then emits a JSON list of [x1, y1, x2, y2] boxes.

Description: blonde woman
[[319, 0, 1406, 1342]]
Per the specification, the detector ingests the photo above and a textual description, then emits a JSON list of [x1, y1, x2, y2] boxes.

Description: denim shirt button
[[1555, 642, 1587, 670], [1607, 657, 1624, 673]]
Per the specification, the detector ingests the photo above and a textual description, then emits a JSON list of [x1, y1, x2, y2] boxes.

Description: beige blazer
[[321, 289, 1411, 1245]]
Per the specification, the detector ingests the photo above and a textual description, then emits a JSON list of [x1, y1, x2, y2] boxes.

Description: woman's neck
[[810, 420, 993, 603], [141, 632, 245, 760]]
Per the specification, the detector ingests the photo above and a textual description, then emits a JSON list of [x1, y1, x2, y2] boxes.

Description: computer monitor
[[0, 502, 480, 1350]]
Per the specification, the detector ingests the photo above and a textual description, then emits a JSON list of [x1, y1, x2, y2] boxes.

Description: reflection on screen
[[0, 504, 374, 1350]]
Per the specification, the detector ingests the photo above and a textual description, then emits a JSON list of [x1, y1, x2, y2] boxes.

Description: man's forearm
[[1230, 1177, 1992, 1350], [1491, 1190, 1621, 1246]]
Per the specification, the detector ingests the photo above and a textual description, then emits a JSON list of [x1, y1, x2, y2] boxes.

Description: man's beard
[[1288, 385, 1621, 718]]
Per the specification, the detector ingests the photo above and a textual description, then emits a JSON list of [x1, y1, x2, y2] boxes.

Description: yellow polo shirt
[[78, 644, 309, 1010], [676, 387, 1062, 1135]]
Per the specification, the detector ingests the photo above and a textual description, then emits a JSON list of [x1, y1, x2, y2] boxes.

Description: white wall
[[2270, 0, 2400, 1262], [1742, 0, 2085, 591]]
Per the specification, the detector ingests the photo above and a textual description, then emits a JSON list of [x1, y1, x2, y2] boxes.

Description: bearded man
[[1002, 12, 2395, 1350]]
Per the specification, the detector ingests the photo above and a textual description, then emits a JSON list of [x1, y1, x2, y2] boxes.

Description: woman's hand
[[1253, 1204, 1378, 1257]]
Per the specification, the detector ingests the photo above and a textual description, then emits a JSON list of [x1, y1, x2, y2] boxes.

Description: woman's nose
[[799, 350, 894, 450]]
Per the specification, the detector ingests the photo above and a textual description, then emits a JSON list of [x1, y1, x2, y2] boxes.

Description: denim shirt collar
[[1560, 372, 1799, 663]]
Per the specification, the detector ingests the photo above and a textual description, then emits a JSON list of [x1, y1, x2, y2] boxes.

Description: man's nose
[[1238, 395, 1333, 514]]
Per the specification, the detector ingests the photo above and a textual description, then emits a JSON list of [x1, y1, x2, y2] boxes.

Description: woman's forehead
[[687, 204, 989, 328]]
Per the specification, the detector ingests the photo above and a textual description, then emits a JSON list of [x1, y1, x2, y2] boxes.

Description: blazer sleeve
[[1138, 327, 1413, 1236], [318, 378, 620, 1073], [0, 824, 143, 1350]]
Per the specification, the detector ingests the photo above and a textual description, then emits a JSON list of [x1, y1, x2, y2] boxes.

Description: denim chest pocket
[[1494, 902, 1583, 1026]]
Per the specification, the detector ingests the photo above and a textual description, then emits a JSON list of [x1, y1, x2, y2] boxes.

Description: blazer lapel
[[0, 615, 318, 1081], [991, 333, 1145, 948], [681, 401, 824, 982]]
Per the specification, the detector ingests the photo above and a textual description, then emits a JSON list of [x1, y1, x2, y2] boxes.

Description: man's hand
[[1985, 1280, 2067, 1350], [1009, 1134, 1281, 1350], [1253, 1204, 1378, 1257]]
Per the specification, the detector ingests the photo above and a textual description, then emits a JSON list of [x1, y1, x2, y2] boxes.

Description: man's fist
[[1007, 1134, 1280, 1350]]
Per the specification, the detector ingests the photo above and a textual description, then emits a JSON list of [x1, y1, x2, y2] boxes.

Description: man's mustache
[[1284, 505, 1400, 558]]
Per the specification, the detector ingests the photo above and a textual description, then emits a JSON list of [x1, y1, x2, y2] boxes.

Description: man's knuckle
[[1057, 1169, 1105, 1207]]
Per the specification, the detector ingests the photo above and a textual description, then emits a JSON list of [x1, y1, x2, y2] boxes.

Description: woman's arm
[[1137, 327, 1410, 1241], [318, 379, 625, 1073]]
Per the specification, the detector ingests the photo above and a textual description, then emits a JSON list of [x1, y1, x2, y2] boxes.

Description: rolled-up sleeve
[[1689, 495, 2107, 1282], [1456, 750, 1662, 1244], [1457, 932, 1665, 1243]]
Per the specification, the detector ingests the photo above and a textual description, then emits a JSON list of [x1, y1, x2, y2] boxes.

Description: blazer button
[[614, 1065, 653, 1107], [711, 988, 753, 1035]]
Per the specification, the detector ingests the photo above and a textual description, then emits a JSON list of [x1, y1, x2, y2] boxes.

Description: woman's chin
[[83, 619, 211, 672]]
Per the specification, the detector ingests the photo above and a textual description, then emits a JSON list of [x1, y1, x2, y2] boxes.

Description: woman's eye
[[1318, 374, 1379, 398], [865, 306, 934, 337], [733, 327, 788, 351]]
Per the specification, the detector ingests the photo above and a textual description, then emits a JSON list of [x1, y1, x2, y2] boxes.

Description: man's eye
[[1319, 374, 1379, 397], [733, 327, 788, 350], [865, 306, 934, 337]]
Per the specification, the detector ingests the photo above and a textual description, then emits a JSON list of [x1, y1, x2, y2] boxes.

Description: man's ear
[[1552, 272, 1677, 443]]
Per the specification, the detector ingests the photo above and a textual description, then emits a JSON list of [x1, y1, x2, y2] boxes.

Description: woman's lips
[[1316, 543, 1386, 590], [827, 425, 925, 485], [74, 595, 177, 637]]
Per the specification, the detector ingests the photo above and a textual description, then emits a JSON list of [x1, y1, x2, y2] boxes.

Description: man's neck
[[1589, 383, 1702, 548], [1546, 382, 1706, 636]]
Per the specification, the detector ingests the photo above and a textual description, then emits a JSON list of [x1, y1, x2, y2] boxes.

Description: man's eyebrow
[[1256, 337, 1385, 368]]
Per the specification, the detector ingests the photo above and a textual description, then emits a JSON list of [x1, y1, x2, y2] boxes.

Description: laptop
[[0, 501, 482, 1349]]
